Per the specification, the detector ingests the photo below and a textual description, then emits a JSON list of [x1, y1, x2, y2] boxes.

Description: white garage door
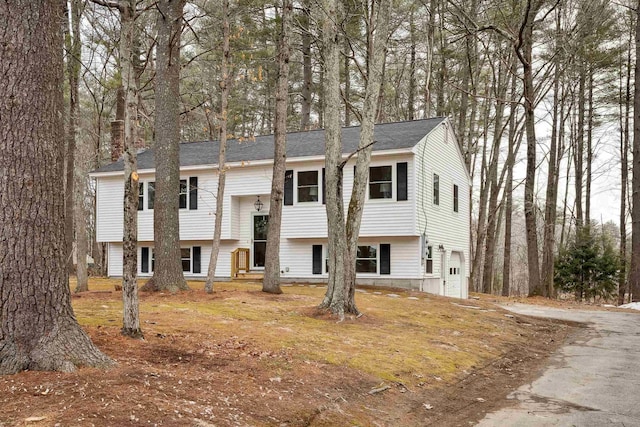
[[445, 252, 462, 298]]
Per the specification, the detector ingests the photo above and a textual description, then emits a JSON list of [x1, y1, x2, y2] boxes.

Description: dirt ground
[[0, 280, 578, 427]]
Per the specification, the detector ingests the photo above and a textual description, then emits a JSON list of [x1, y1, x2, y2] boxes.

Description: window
[[297, 171, 319, 202], [179, 179, 188, 209], [181, 247, 191, 272], [141, 247, 155, 273], [433, 174, 440, 205], [148, 182, 155, 209], [453, 184, 459, 212], [425, 245, 433, 274], [356, 245, 377, 273], [142, 246, 199, 274], [138, 183, 144, 211], [369, 166, 392, 199]]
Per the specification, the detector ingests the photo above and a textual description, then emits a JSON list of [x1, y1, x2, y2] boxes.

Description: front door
[[252, 214, 269, 268]]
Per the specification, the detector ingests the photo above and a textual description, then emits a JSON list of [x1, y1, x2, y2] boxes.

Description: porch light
[[254, 195, 263, 212]]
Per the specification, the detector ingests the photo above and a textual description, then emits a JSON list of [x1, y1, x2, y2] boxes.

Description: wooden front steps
[[233, 272, 264, 282]]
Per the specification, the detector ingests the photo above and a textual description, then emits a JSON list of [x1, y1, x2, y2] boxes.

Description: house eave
[[89, 147, 415, 178]]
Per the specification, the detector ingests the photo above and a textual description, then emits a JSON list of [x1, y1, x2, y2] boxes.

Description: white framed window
[[433, 173, 440, 205], [369, 166, 393, 199], [148, 181, 155, 209], [179, 179, 188, 209], [356, 245, 378, 273], [297, 170, 319, 202], [425, 245, 433, 274], [453, 184, 459, 212], [181, 247, 191, 272], [138, 183, 144, 211]]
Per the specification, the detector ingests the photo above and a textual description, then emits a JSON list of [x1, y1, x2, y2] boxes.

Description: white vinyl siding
[[414, 121, 470, 294]]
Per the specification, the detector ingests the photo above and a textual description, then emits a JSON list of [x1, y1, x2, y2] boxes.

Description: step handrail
[[231, 247, 250, 278]]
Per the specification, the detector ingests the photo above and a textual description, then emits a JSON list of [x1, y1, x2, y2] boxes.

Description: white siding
[[281, 156, 415, 238], [107, 242, 123, 277], [277, 237, 421, 280], [96, 177, 124, 242], [415, 121, 471, 290], [97, 154, 417, 242]]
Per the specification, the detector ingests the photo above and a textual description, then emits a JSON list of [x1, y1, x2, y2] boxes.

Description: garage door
[[445, 252, 462, 298]]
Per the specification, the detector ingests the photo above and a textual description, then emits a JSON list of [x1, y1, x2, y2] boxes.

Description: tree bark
[[263, 0, 291, 295], [482, 44, 509, 295], [318, 0, 347, 318], [299, 0, 312, 131], [0, 0, 114, 374], [541, 5, 563, 299], [120, 0, 143, 338], [146, 0, 189, 293], [502, 58, 520, 297], [517, 0, 543, 296], [65, 0, 83, 276], [344, 0, 390, 315], [619, 19, 632, 305], [205, 0, 232, 294], [630, 0, 640, 302]]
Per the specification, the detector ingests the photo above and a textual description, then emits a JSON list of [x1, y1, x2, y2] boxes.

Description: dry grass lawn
[[0, 278, 574, 426]]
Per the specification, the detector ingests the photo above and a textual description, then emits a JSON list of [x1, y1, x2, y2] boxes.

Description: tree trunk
[[585, 69, 594, 226], [146, 0, 189, 293], [263, 0, 292, 295], [517, 0, 543, 296], [65, 0, 82, 276], [120, 0, 143, 338], [423, 0, 436, 117], [74, 0, 89, 292], [619, 21, 632, 305], [318, 0, 347, 318], [408, 10, 416, 121], [299, 0, 312, 131], [482, 46, 508, 295], [344, 0, 390, 315], [629, 0, 640, 302], [541, 5, 563, 299], [574, 65, 585, 229], [205, 0, 232, 294], [502, 54, 520, 297], [0, 0, 114, 374]]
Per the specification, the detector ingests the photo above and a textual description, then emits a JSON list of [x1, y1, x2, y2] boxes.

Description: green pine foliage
[[554, 227, 620, 302]]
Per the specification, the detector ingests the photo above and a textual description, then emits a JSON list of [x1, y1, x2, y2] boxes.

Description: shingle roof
[[93, 117, 446, 173]]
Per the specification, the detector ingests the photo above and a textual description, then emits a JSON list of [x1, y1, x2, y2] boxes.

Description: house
[[90, 117, 470, 298]]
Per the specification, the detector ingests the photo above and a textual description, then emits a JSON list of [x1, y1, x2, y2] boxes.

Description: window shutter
[[192, 246, 201, 273], [312, 245, 322, 274], [380, 244, 391, 275], [284, 170, 294, 205], [189, 177, 198, 210], [141, 247, 149, 273], [397, 162, 408, 201], [322, 168, 326, 205]]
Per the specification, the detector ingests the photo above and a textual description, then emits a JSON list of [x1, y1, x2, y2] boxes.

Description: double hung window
[[369, 166, 393, 199], [297, 171, 319, 202]]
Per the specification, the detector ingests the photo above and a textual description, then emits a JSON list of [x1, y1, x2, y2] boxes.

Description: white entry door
[[445, 252, 462, 298]]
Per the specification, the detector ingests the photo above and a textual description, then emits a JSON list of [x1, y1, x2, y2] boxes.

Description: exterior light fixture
[[438, 244, 445, 251], [254, 195, 263, 212]]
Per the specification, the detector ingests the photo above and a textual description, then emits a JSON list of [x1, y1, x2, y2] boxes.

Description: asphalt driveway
[[477, 304, 640, 427]]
